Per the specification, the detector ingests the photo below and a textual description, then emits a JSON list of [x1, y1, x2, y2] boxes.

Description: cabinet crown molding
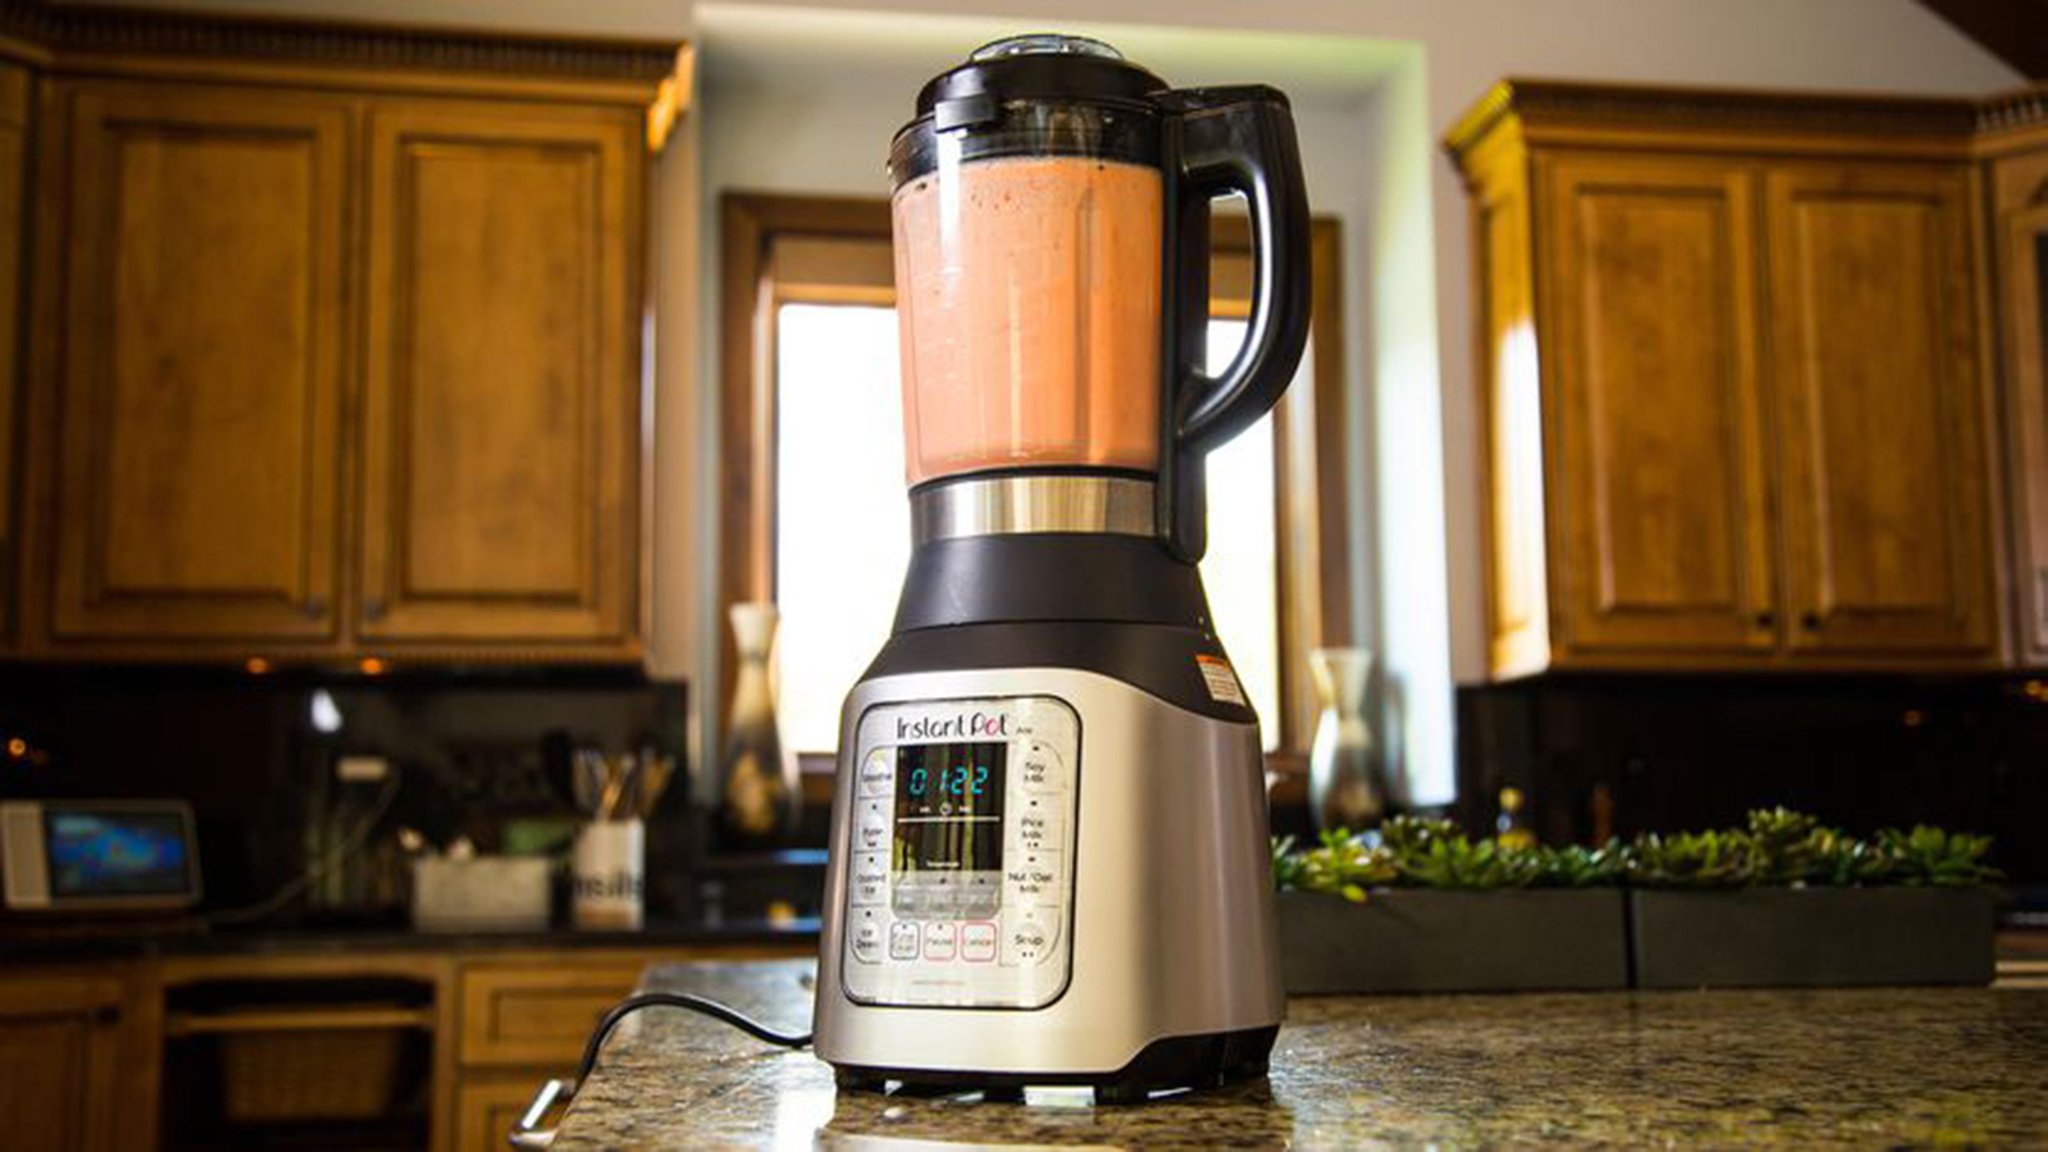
[[0, 0, 682, 94], [1444, 77, 2022, 161]]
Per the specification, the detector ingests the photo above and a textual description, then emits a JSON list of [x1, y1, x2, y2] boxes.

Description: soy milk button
[[1019, 741, 1065, 793]]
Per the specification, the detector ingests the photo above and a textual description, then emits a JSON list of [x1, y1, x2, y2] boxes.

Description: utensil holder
[[571, 819, 644, 930]]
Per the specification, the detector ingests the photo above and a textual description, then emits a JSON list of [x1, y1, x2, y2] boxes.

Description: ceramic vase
[[719, 602, 801, 846], [1307, 647, 1389, 832]]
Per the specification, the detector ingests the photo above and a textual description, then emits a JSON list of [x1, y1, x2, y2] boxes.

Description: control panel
[[838, 696, 1079, 1009]]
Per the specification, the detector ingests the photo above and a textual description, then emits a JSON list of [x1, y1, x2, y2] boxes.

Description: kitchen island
[[548, 960, 2048, 1148]]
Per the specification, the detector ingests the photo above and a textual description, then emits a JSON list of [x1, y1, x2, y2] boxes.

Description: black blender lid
[[914, 34, 1167, 130]]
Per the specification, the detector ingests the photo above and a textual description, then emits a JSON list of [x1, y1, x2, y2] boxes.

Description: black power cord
[[513, 992, 813, 1148], [572, 992, 814, 1084]]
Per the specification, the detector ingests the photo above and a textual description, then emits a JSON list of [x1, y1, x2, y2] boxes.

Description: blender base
[[828, 1024, 1280, 1104]]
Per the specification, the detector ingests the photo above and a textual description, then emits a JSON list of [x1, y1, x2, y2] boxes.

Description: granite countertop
[[552, 960, 2048, 1149]]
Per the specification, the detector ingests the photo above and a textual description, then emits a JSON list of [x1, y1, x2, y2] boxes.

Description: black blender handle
[[1158, 85, 1312, 562]]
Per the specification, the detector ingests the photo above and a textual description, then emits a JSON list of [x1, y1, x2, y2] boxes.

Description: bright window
[[775, 305, 1293, 753]]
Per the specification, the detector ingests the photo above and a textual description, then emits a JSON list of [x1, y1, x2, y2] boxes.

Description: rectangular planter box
[[1278, 888, 1629, 994], [1628, 887, 1995, 990]]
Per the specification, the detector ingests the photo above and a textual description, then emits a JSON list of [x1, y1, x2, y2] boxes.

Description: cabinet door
[[0, 67, 25, 645], [50, 83, 349, 642], [0, 976, 127, 1152], [361, 102, 641, 650], [1764, 164, 1995, 657], [1540, 154, 1776, 657], [1993, 149, 2048, 663]]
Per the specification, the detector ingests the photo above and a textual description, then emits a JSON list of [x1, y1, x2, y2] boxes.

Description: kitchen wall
[[60, 0, 2024, 807]]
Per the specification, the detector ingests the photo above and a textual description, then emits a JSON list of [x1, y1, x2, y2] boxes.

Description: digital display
[[892, 741, 1006, 874], [44, 810, 193, 898]]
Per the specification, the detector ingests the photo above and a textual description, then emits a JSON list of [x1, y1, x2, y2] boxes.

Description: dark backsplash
[[1457, 674, 2048, 887], [0, 667, 697, 915], [8, 667, 2041, 921]]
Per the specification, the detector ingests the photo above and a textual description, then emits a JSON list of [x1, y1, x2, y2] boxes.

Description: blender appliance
[[813, 34, 1311, 1102]]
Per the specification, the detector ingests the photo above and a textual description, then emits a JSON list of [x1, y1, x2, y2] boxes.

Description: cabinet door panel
[[1765, 165, 1994, 656], [52, 84, 348, 641], [361, 102, 639, 647], [1994, 148, 2048, 663], [0, 977, 126, 1152], [0, 66, 25, 644], [1542, 155, 1775, 655]]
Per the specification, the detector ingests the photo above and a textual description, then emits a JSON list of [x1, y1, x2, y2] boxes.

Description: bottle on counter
[[1497, 786, 1536, 850]]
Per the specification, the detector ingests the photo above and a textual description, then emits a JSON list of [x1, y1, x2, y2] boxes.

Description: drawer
[[457, 963, 643, 1068]]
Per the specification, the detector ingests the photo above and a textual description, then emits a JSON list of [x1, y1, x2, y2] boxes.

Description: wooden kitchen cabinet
[[1763, 163, 1994, 657], [46, 83, 351, 643], [359, 101, 642, 650], [1535, 153, 1777, 660], [456, 1075, 551, 1152], [0, 970, 142, 1152], [1448, 81, 2001, 677], [1986, 94, 2048, 664], [7, 8, 682, 664], [0, 62, 24, 647]]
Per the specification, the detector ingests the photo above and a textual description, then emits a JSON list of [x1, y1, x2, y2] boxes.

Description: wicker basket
[[220, 1028, 411, 1123]]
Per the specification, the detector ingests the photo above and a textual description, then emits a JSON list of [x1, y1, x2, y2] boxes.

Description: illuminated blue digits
[[909, 767, 928, 796]]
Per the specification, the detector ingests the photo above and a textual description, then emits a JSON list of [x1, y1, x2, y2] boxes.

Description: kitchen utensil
[[814, 34, 1308, 1102], [637, 752, 676, 819], [572, 748, 604, 816]]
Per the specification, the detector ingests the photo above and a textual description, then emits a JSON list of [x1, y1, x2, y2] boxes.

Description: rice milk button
[[1008, 797, 1063, 853], [922, 921, 957, 961], [857, 749, 895, 796]]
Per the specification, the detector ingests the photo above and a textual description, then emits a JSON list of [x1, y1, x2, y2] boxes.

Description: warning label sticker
[[1195, 654, 1248, 707]]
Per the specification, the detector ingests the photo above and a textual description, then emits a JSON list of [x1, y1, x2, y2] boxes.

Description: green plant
[[1271, 828, 1397, 902], [1873, 826, 2003, 888], [1624, 829, 1751, 889], [1743, 807, 1825, 885], [1526, 840, 1626, 888], [1273, 809, 2002, 898]]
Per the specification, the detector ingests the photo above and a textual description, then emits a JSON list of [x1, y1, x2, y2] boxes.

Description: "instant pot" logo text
[[895, 711, 1010, 741]]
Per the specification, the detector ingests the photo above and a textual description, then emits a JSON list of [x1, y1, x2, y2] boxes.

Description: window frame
[[718, 191, 1350, 778]]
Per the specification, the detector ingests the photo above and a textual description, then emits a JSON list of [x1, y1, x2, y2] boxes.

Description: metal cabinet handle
[[1800, 611, 1823, 631], [1753, 611, 1776, 628], [363, 599, 386, 621], [509, 1077, 573, 1150], [303, 598, 327, 619]]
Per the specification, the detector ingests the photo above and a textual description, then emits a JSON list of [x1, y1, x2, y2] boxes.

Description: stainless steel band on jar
[[911, 474, 1156, 543]]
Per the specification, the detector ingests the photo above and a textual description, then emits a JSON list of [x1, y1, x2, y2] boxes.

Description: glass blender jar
[[888, 33, 1310, 560]]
